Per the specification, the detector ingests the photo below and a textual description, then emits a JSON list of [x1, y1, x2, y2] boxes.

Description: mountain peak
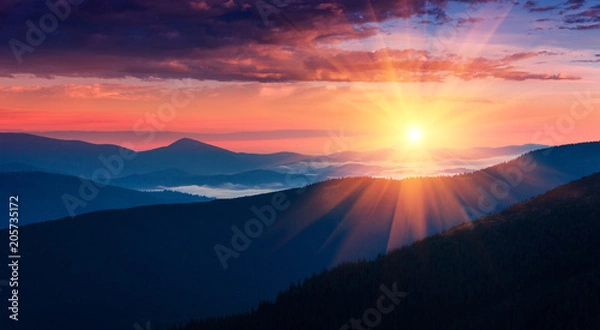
[[166, 138, 230, 153], [169, 138, 202, 146]]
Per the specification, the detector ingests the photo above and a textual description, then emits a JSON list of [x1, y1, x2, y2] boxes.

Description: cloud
[[0, 83, 166, 100], [525, 1, 599, 31], [560, 4, 600, 29], [571, 59, 600, 63], [456, 16, 484, 27], [0, 0, 460, 55], [523, 1, 537, 9], [490, 71, 580, 81], [522, 0, 559, 12], [530, 5, 559, 12], [0, 45, 579, 82], [566, 0, 585, 10], [562, 23, 600, 30], [189, 1, 211, 11], [0, 0, 585, 82]]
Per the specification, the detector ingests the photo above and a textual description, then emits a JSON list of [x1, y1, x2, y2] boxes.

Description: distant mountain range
[[183, 171, 600, 330], [0, 133, 308, 177], [323, 143, 548, 162], [0, 133, 548, 198], [0, 133, 552, 227], [0, 172, 213, 227], [1, 142, 599, 329]]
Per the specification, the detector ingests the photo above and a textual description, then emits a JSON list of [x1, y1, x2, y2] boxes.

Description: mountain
[[1, 133, 546, 184], [431, 143, 548, 160], [131, 139, 308, 175], [181, 172, 600, 330], [0, 132, 134, 177], [272, 143, 549, 181], [0, 172, 213, 227], [0, 162, 42, 172], [0, 133, 309, 177], [326, 144, 547, 162], [160, 137, 232, 153], [0, 142, 598, 329], [110, 144, 547, 193]]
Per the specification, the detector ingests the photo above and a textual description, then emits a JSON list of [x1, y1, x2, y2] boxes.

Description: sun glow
[[407, 127, 423, 143]]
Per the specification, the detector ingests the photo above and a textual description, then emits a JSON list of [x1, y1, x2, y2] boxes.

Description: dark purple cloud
[[0, 0, 585, 82], [571, 59, 600, 63], [523, 0, 537, 9], [564, 6, 600, 24], [558, 3, 600, 29], [0, 0, 483, 55], [0, 41, 581, 82], [564, 23, 600, 29], [531, 5, 559, 12], [456, 16, 484, 27], [566, 0, 585, 10]]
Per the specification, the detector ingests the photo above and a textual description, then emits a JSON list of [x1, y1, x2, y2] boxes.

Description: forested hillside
[[178, 172, 600, 330]]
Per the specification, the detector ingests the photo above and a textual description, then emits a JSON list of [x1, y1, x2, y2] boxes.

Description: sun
[[407, 127, 423, 143]]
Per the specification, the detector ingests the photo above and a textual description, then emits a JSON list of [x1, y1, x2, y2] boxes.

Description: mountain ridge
[[180, 171, 600, 330], [0, 132, 309, 176], [0, 171, 213, 227], [163, 137, 233, 153], [2, 142, 600, 329], [1, 133, 551, 179]]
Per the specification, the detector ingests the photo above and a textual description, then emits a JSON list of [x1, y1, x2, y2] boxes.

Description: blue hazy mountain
[[0, 162, 43, 172], [1, 133, 547, 191], [0, 133, 133, 177], [0, 133, 309, 177], [322, 143, 547, 162], [1, 142, 598, 329], [132, 138, 308, 175], [0, 172, 213, 227]]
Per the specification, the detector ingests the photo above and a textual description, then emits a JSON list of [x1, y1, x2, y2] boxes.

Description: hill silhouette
[[0, 133, 132, 177], [0, 143, 599, 329], [0, 172, 212, 227], [1, 133, 547, 187], [0, 133, 308, 177], [178, 171, 600, 330]]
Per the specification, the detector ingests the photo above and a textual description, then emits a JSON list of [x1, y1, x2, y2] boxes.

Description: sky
[[0, 0, 599, 154]]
